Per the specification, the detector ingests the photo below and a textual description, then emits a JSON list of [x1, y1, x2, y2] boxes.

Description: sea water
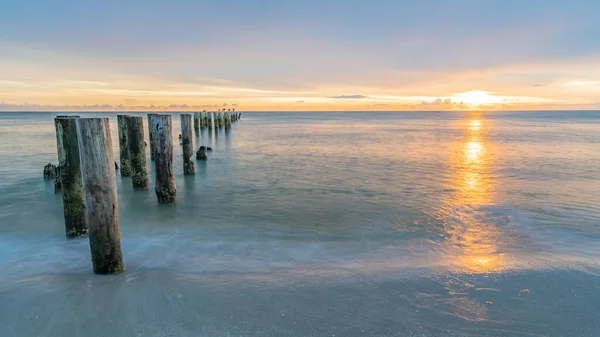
[[1, 111, 599, 336]]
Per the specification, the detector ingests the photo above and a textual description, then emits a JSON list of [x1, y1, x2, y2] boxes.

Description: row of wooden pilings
[[50, 111, 241, 274], [193, 110, 240, 131]]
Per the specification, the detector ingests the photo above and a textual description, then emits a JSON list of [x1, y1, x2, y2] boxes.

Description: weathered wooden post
[[125, 116, 149, 188], [117, 115, 131, 176], [180, 114, 195, 175], [202, 110, 208, 129], [54, 116, 87, 237], [151, 115, 176, 203], [76, 118, 124, 274], [147, 113, 156, 161], [209, 112, 214, 130], [54, 115, 75, 192], [226, 111, 232, 128], [196, 146, 208, 160], [193, 112, 200, 131]]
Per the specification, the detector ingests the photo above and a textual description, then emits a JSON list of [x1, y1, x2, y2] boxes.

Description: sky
[[1, 0, 600, 111]]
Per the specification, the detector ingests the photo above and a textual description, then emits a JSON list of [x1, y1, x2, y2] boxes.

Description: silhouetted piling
[[209, 112, 215, 130], [54, 116, 87, 237], [117, 115, 131, 176], [193, 112, 199, 131], [76, 118, 124, 274], [196, 146, 207, 160], [43, 163, 58, 179], [151, 115, 176, 203], [181, 114, 195, 175], [125, 116, 149, 188]]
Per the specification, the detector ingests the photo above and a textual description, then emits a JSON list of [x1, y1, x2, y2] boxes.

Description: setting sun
[[454, 91, 500, 107]]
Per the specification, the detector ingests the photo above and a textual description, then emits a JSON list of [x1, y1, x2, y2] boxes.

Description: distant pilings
[[224, 111, 232, 128], [151, 115, 176, 203], [54, 116, 87, 238], [181, 114, 195, 175], [201, 111, 208, 129], [218, 112, 224, 128], [193, 112, 200, 131], [76, 118, 124, 274], [117, 115, 131, 176], [125, 116, 149, 188]]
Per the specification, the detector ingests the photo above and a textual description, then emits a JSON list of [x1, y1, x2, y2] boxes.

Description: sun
[[454, 91, 499, 107]]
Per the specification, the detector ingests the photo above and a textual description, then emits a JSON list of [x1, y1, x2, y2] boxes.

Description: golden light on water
[[441, 116, 506, 274]]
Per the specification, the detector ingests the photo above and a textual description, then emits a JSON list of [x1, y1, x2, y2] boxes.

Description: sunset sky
[[1, 0, 599, 111]]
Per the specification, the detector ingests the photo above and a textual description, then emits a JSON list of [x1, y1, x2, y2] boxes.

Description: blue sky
[[1, 0, 599, 110]]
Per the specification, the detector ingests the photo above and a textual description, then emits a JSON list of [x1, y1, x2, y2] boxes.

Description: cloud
[[0, 102, 236, 111], [566, 81, 600, 87], [296, 100, 305, 103], [357, 98, 470, 111], [328, 95, 368, 99], [169, 104, 189, 108], [532, 84, 548, 87]]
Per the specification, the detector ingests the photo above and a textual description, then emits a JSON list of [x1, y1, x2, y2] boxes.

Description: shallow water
[[1, 111, 600, 336]]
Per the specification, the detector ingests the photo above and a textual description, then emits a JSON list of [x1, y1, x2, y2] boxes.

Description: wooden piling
[[147, 114, 157, 161], [54, 116, 87, 237], [193, 112, 199, 131], [226, 111, 232, 128], [53, 116, 76, 193], [209, 112, 215, 130], [151, 115, 177, 203], [181, 114, 195, 175], [117, 115, 131, 176], [76, 118, 124, 274], [125, 116, 149, 188]]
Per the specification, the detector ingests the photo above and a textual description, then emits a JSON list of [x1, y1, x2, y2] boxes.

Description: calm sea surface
[[1, 111, 600, 336]]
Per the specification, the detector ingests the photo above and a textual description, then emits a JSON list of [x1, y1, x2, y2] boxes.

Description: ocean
[[1, 111, 599, 336]]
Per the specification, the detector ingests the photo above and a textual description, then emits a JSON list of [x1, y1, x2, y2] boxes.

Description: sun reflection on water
[[441, 116, 506, 274]]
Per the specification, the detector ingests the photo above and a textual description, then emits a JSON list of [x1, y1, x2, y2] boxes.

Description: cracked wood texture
[[54, 116, 87, 237], [181, 114, 195, 175], [117, 115, 131, 176], [151, 115, 177, 203], [125, 116, 149, 188], [76, 118, 124, 274]]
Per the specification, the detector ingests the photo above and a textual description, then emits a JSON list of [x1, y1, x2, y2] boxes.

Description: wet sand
[[2, 266, 599, 337]]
